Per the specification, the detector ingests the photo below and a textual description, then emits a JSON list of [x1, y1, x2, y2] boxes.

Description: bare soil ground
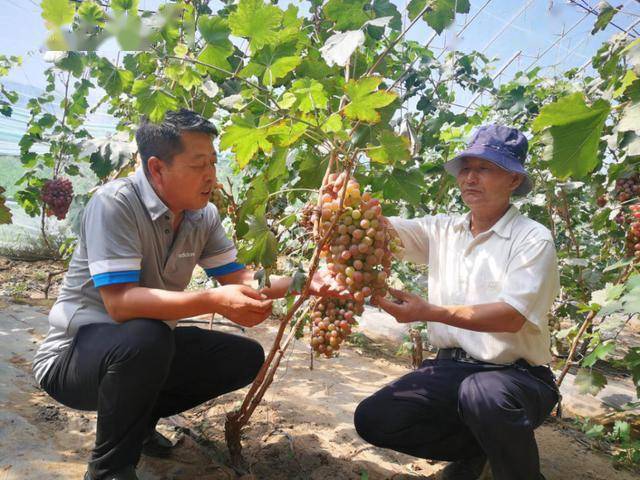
[[0, 257, 639, 479]]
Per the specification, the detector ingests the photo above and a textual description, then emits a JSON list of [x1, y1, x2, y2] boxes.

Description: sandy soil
[[0, 256, 638, 479], [1, 303, 638, 480]]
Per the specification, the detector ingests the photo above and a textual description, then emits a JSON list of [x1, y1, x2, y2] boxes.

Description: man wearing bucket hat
[[354, 125, 560, 480]]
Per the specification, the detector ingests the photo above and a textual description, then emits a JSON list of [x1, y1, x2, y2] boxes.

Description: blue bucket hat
[[443, 124, 532, 196]]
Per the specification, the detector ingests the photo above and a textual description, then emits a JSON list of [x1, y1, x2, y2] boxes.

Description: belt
[[436, 347, 484, 363], [436, 347, 532, 368]]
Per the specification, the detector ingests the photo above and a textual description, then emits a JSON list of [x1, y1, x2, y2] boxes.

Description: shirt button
[[164, 229, 170, 234], [164, 215, 170, 220]]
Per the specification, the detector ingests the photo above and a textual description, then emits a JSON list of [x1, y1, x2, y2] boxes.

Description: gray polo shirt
[[32, 168, 243, 385]]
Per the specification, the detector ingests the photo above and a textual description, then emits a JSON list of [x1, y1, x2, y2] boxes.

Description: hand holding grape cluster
[[306, 172, 402, 358]]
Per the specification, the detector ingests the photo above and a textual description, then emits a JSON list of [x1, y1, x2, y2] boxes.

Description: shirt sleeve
[[198, 205, 245, 278], [84, 191, 143, 288], [387, 215, 434, 265], [497, 239, 560, 329]]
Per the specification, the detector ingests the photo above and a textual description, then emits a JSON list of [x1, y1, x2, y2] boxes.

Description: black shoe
[[440, 454, 490, 480], [141, 428, 174, 458], [83, 466, 139, 480]]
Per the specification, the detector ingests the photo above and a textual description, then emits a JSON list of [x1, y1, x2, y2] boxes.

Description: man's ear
[[509, 173, 524, 193], [147, 156, 164, 183]]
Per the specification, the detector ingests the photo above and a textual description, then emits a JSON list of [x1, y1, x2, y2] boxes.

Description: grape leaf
[[323, 0, 369, 31], [77, 1, 105, 26], [0, 186, 12, 225], [229, 0, 283, 53], [282, 78, 328, 113], [131, 79, 177, 123], [532, 92, 610, 180], [591, 2, 618, 35], [407, 0, 470, 34], [367, 130, 411, 164], [197, 44, 233, 78], [41, 0, 75, 27], [382, 169, 423, 203], [112, 0, 139, 11], [581, 341, 616, 368], [238, 214, 278, 267], [344, 77, 397, 123], [196, 17, 234, 77], [574, 368, 607, 396], [219, 114, 274, 168]]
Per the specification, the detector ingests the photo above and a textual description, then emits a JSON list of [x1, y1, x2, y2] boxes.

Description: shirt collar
[[133, 168, 205, 223], [134, 168, 169, 221], [453, 205, 519, 239]]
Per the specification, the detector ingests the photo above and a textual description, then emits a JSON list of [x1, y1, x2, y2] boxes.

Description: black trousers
[[41, 319, 265, 479], [354, 358, 559, 480]]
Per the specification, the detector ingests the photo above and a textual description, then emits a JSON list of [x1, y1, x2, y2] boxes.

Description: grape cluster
[[310, 298, 364, 357], [615, 174, 640, 203], [210, 182, 227, 213], [625, 204, 640, 260], [306, 172, 401, 357], [41, 178, 73, 220]]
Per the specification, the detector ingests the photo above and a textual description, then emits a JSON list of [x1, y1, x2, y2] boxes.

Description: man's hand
[[373, 288, 437, 324], [308, 268, 352, 298], [210, 284, 273, 327]]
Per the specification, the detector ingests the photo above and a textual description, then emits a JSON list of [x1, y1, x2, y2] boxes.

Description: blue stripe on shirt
[[205, 262, 245, 278], [92, 270, 141, 287]]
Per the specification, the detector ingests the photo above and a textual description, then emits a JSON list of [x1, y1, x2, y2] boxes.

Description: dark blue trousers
[[41, 320, 265, 480], [354, 358, 558, 480]]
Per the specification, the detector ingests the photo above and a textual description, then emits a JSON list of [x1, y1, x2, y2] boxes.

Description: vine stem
[[224, 153, 354, 467]]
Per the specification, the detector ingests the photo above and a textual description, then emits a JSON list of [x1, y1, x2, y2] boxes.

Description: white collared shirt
[[389, 205, 559, 366]]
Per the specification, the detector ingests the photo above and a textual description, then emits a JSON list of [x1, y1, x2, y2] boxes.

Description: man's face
[[456, 157, 522, 209], [152, 131, 217, 212]]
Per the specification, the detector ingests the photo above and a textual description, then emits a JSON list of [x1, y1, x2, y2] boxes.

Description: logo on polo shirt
[[178, 252, 196, 258]]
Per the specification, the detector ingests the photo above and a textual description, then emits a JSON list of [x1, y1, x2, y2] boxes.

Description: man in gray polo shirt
[[33, 109, 339, 480]]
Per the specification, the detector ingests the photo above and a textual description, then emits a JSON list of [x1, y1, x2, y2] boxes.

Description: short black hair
[[135, 109, 218, 175]]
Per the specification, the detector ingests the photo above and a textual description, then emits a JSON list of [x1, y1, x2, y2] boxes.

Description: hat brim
[[444, 146, 532, 196]]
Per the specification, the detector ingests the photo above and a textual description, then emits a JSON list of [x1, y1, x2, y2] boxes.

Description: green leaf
[[590, 282, 625, 307], [131, 79, 178, 123], [41, 0, 75, 27], [613, 70, 638, 98], [285, 78, 328, 113], [229, 0, 283, 53], [238, 214, 278, 267], [383, 169, 423, 203], [574, 368, 607, 396], [197, 44, 233, 78], [591, 2, 618, 35], [367, 130, 411, 164], [77, 1, 105, 25], [408, 0, 470, 34], [261, 56, 301, 87], [268, 121, 308, 147], [55, 52, 84, 77], [582, 341, 616, 368], [532, 93, 610, 180], [0, 186, 12, 225], [112, 0, 138, 12], [344, 77, 397, 123], [219, 114, 274, 168], [322, 113, 343, 133], [323, 0, 369, 30], [372, 0, 402, 30]]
